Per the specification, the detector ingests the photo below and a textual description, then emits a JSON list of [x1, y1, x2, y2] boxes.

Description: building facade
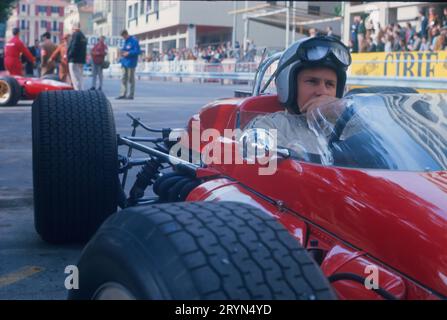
[[125, 0, 288, 57], [64, 0, 94, 35], [124, 0, 342, 58], [6, 0, 69, 45], [92, 0, 126, 64], [92, 0, 126, 37]]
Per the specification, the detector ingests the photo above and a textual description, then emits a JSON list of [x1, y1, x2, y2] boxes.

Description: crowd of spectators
[[349, 6, 447, 53], [142, 39, 258, 63]]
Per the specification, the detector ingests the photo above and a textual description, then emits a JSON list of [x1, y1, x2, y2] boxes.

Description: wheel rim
[[92, 282, 136, 300], [0, 80, 11, 104]]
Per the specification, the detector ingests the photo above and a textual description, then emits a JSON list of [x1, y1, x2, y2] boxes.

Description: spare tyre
[[32, 90, 118, 243]]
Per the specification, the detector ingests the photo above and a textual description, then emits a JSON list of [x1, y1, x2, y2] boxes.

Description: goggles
[[297, 38, 352, 67]]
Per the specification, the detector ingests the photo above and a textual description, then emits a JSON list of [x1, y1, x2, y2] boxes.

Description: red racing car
[[31, 53, 446, 300], [0, 71, 72, 106]]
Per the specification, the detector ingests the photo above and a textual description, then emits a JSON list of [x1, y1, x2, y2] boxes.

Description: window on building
[[140, 0, 145, 15], [21, 20, 25, 29], [52, 6, 59, 14], [40, 6, 46, 14], [154, 0, 159, 12], [53, 35, 57, 43], [308, 5, 320, 16], [41, 20, 46, 28], [22, 4, 26, 13], [134, 3, 138, 17], [128, 5, 132, 19], [53, 21, 57, 31], [146, 0, 152, 12]]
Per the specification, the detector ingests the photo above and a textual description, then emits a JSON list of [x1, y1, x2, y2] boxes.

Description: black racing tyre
[[345, 86, 418, 97], [69, 201, 336, 300], [0, 76, 21, 106], [32, 90, 118, 243], [41, 73, 61, 82]]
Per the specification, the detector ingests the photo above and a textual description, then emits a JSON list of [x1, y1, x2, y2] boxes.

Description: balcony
[[92, 12, 107, 23]]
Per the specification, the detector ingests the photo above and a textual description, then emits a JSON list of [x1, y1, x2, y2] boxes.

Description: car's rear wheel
[[69, 201, 336, 300], [0, 76, 21, 106], [32, 90, 118, 243]]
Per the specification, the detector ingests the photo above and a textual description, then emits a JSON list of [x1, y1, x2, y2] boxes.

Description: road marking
[[0, 266, 44, 288]]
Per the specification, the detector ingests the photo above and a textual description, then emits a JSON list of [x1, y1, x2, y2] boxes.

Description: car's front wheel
[[69, 201, 335, 300], [32, 90, 118, 243], [0, 76, 21, 106]]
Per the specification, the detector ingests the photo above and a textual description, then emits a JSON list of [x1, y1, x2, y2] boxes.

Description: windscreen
[[240, 93, 447, 171]]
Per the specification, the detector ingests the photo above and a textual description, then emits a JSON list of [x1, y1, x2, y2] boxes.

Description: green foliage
[[0, 0, 17, 23], [334, 4, 341, 17]]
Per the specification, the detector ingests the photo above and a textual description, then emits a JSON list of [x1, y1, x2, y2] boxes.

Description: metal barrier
[[105, 61, 447, 91]]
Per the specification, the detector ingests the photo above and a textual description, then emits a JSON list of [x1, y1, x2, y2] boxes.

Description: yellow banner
[[350, 51, 447, 78]]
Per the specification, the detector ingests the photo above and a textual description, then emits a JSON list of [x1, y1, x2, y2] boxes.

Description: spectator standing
[[67, 22, 87, 90], [384, 34, 394, 52], [433, 28, 446, 51], [366, 37, 377, 52], [376, 36, 385, 52], [442, 7, 447, 27], [116, 30, 141, 100], [4, 28, 35, 76], [48, 34, 71, 84], [428, 6, 440, 29], [419, 9, 428, 38], [357, 16, 367, 52], [28, 40, 41, 77], [351, 17, 360, 53], [90, 36, 108, 91], [408, 33, 422, 51], [40, 32, 57, 76], [405, 22, 415, 44]]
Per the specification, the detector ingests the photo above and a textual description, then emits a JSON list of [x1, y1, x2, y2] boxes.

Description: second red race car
[[0, 71, 72, 107]]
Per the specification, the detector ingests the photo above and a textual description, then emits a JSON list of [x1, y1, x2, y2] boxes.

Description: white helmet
[[275, 36, 352, 113]]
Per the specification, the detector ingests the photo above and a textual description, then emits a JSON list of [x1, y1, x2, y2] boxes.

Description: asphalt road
[[0, 77, 250, 299]]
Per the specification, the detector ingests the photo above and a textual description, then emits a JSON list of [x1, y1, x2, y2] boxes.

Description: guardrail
[[105, 62, 447, 91]]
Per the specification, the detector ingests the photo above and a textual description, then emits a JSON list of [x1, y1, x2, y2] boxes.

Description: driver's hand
[[302, 95, 345, 123]]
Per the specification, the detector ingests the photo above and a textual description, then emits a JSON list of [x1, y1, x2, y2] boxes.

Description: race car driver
[[245, 35, 352, 158], [4, 27, 36, 76]]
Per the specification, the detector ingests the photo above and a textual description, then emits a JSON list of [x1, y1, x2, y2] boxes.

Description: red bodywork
[[0, 71, 72, 100], [183, 94, 447, 300]]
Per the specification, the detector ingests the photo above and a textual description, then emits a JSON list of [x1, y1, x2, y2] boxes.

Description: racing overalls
[[4, 35, 36, 76]]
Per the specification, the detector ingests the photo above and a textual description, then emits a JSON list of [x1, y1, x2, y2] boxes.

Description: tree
[[0, 0, 17, 23]]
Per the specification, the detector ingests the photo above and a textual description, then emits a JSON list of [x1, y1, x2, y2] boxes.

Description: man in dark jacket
[[116, 29, 141, 99], [27, 40, 41, 76], [40, 32, 57, 76], [67, 22, 87, 90]]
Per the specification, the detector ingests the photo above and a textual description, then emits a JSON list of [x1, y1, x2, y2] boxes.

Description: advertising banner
[[350, 51, 447, 78]]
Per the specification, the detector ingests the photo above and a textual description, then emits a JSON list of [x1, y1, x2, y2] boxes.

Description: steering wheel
[[327, 104, 357, 146]]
